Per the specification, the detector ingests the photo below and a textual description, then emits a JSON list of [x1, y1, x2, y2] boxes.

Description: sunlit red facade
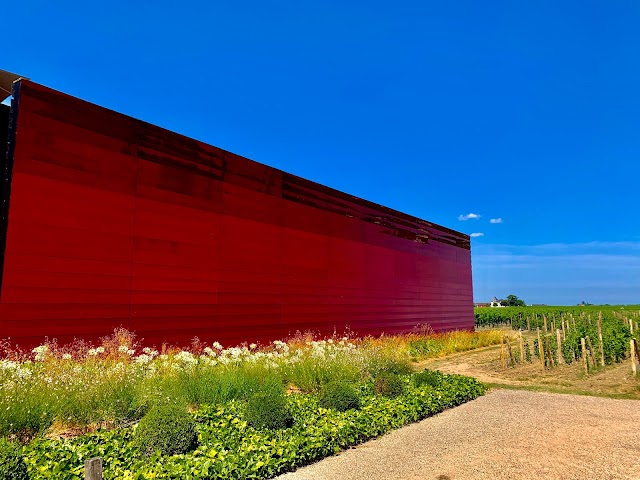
[[0, 80, 473, 347]]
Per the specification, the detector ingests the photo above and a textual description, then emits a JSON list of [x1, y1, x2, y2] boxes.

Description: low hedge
[[23, 373, 485, 479]]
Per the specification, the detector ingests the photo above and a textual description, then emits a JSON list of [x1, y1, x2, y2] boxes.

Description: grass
[[485, 382, 640, 400], [404, 329, 504, 360]]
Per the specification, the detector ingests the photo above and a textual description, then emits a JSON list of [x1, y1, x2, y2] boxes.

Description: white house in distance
[[474, 297, 506, 308]]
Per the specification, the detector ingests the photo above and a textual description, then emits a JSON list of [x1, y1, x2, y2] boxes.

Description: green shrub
[[134, 404, 198, 457], [318, 381, 361, 412], [0, 438, 29, 480], [413, 369, 443, 388], [245, 390, 293, 430], [373, 373, 404, 398]]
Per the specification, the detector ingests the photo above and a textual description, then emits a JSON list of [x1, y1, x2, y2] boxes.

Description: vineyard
[[475, 306, 640, 374]]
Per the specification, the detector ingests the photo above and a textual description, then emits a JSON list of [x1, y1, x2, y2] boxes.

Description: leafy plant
[[373, 373, 404, 398], [0, 438, 29, 480], [318, 381, 361, 412], [412, 369, 443, 388], [134, 404, 198, 457], [244, 390, 293, 430]]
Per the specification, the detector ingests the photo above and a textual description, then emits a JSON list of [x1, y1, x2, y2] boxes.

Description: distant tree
[[501, 294, 526, 307]]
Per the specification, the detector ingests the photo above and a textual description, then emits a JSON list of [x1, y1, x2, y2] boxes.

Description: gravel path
[[277, 389, 640, 480]]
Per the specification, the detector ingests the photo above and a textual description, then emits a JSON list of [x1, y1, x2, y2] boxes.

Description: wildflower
[[32, 345, 49, 362], [249, 343, 257, 350], [118, 345, 129, 353], [174, 350, 197, 367], [135, 354, 152, 365], [62, 353, 72, 360], [141, 347, 158, 357], [96, 346, 105, 354]]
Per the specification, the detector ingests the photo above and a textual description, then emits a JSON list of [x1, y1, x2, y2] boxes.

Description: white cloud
[[489, 218, 503, 224], [470, 232, 484, 238], [458, 213, 481, 221]]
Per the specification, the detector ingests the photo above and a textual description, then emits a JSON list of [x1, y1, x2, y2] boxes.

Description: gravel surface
[[277, 389, 640, 480]]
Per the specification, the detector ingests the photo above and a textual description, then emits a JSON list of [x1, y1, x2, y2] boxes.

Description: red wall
[[0, 80, 473, 348]]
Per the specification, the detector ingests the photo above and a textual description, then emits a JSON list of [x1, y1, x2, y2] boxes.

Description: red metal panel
[[0, 80, 474, 348]]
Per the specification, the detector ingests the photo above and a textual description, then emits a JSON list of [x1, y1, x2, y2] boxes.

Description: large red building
[[0, 75, 473, 348]]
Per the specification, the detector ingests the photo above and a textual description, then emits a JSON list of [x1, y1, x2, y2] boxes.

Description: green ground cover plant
[[373, 373, 405, 398], [0, 437, 29, 480], [412, 368, 443, 388]]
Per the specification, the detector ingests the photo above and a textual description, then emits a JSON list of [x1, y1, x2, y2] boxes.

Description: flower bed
[[0, 329, 490, 479], [23, 372, 484, 479]]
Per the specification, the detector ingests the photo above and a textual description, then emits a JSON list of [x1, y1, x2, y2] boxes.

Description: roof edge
[[0, 69, 27, 101]]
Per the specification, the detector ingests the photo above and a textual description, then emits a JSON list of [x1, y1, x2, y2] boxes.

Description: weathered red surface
[[0, 80, 473, 348]]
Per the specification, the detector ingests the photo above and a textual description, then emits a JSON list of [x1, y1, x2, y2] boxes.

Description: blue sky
[[4, 1, 639, 305]]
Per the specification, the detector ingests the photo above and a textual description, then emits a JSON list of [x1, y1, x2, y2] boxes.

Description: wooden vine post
[[581, 338, 588, 374], [537, 328, 545, 368], [556, 329, 564, 365], [85, 458, 103, 480], [519, 330, 525, 363], [501, 335, 505, 369], [526, 316, 531, 331], [597, 312, 605, 367], [543, 315, 548, 332], [631, 338, 639, 376], [505, 336, 516, 367]]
